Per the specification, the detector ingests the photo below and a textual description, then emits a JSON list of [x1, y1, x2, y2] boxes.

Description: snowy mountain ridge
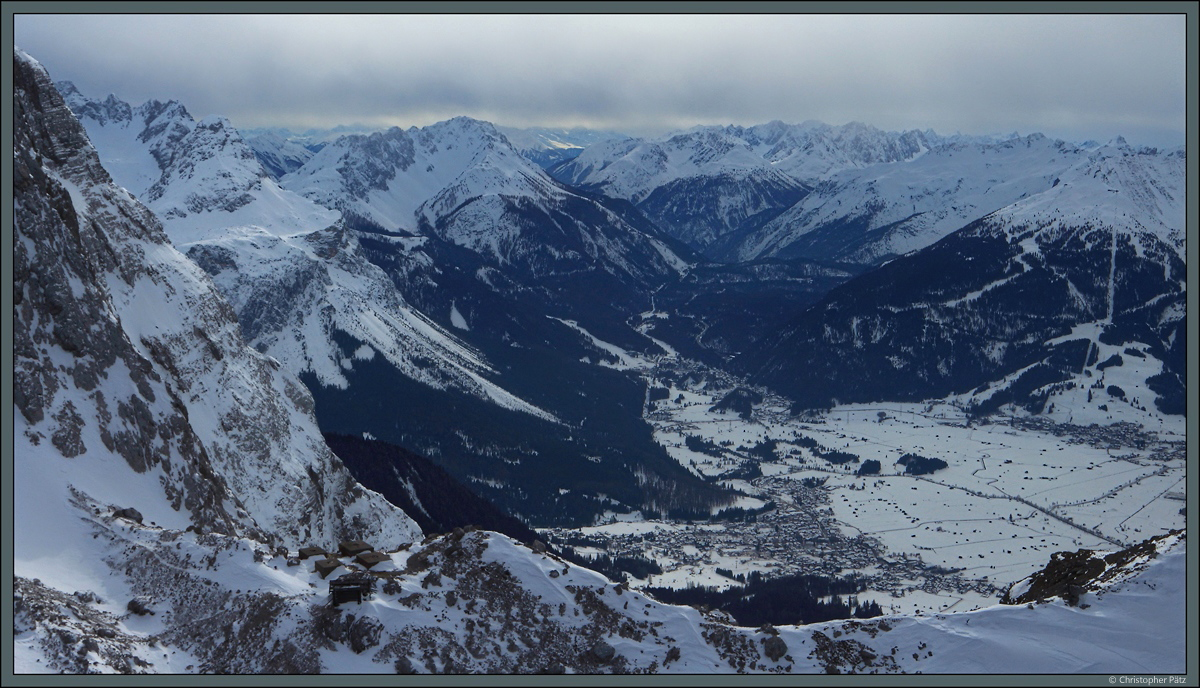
[[547, 122, 1183, 268], [58, 81, 555, 420], [747, 133, 1186, 420], [546, 120, 961, 256], [281, 114, 690, 285], [996, 138, 1187, 256], [551, 125, 806, 202], [728, 119, 939, 181], [18, 48, 422, 551], [282, 116, 567, 233], [56, 80, 195, 196], [549, 127, 812, 254], [57, 80, 340, 246], [732, 133, 1092, 264]]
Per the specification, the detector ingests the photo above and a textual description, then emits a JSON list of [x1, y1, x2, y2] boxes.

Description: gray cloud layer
[[14, 13, 1187, 146]]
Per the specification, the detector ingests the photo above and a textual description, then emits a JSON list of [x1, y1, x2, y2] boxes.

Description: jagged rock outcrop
[[1001, 530, 1184, 606]]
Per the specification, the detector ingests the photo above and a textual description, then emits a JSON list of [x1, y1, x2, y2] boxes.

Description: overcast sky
[[14, 12, 1188, 146]]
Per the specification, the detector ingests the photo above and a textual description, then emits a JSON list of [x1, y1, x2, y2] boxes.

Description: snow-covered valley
[[536, 319, 1186, 620]]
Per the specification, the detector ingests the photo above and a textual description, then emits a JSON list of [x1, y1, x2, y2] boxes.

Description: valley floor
[[540, 321, 1186, 617]]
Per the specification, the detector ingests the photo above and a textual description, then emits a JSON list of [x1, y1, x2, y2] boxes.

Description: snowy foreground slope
[[13, 514, 1186, 674]]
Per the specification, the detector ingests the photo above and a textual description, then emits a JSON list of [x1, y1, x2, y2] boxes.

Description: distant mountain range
[[744, 137, 1186, 421]]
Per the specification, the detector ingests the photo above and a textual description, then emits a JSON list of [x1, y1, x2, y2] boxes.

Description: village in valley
[[540, 326, 1188, 617]]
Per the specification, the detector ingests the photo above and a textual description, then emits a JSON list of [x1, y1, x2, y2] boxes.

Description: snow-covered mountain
[[731, 133, 1092, 265], [184, 223, 553, 418], [547, 121, 957, 257], [17, 48, 421, 551], [729, 120, 939, 181], [552, 120, 937, 201], [550, 127, 811, 254], [55, 80, 194, 196], [282, 116, 688, 286], [546, 122, 1096, 265], [746, 138, 1187, 419], [60, 83, 714, 528], [58, 81, 555, 421], [1001, 137, 1185, 256], [281, 117, 566, 231], [245, 130, 316, 179], [58, 81, 339, 246]]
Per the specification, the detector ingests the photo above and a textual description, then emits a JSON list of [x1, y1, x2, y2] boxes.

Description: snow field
[[823, 472, 1105, 584]]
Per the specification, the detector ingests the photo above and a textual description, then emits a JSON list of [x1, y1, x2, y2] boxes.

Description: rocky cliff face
[[15, 47, 421, 550], [57, 79, 195, 194], [17, 52, 246, 541]]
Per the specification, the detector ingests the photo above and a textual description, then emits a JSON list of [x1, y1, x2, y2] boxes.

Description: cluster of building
[[546, 476, 996, 602], [293, 540, 392, 605]]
